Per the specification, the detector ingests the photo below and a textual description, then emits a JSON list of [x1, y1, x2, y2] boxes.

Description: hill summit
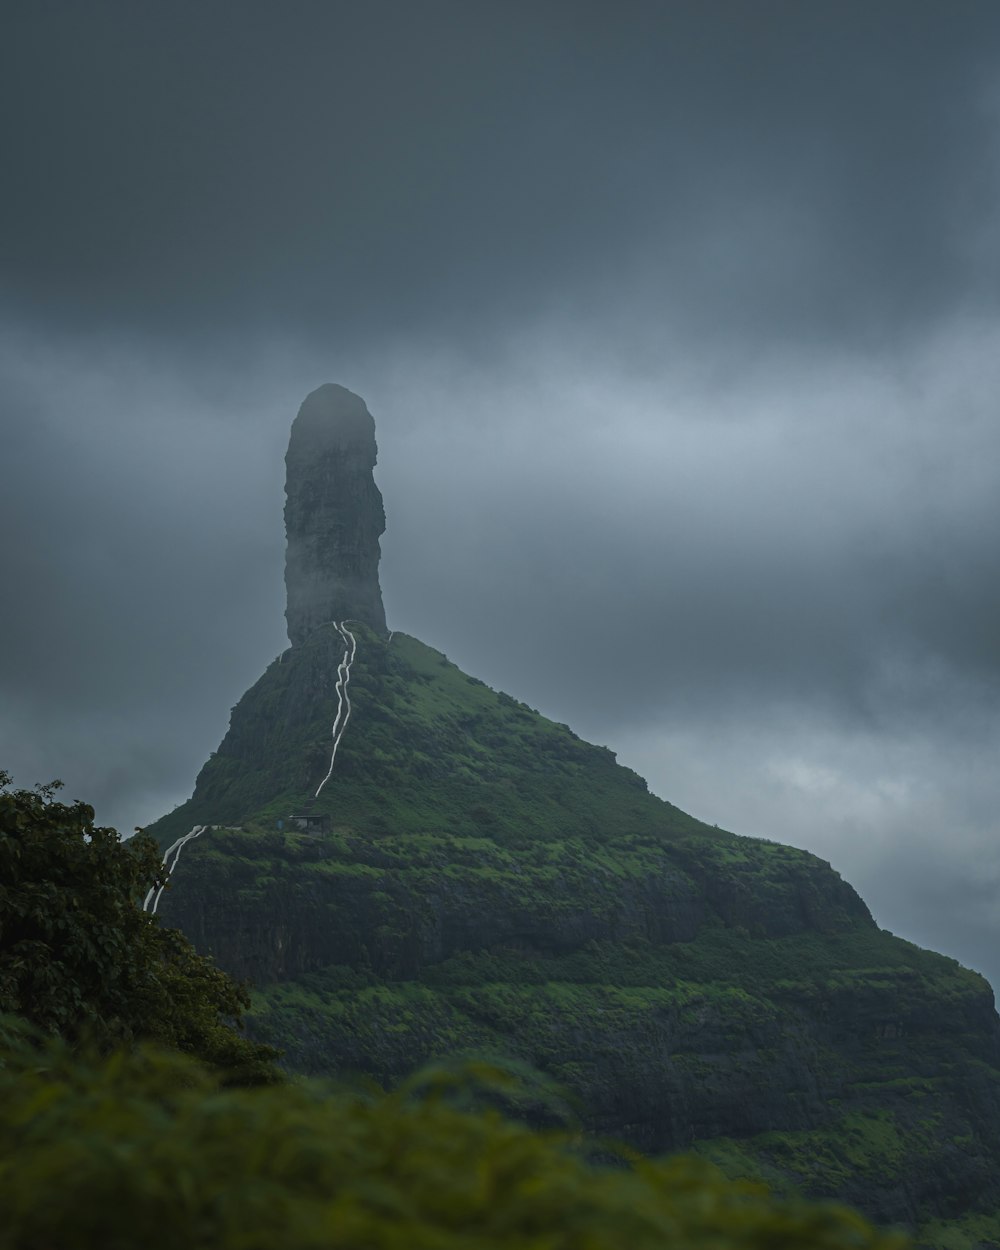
[[149, 387, 1000, 1246]]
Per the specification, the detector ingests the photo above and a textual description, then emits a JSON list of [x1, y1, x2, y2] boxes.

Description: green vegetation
[[4, 608, 993, 1250], [149, 626, 712, 847], [917, 1213, 1000, 1250], [243, 925, 1000, 1240], [0, 1017, 907, 1250], [139, 628, 1000, 1242], [0, 772, 279, 1084]]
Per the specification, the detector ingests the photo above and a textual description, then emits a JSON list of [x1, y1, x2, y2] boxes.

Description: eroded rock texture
[[284, 384, 387, 645]]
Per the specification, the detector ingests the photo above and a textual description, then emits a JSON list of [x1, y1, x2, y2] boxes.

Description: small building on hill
[[290, 813, 329, 835]]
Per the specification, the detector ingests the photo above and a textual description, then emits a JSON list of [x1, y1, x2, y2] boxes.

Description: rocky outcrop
[[284, 384, 387, 645]]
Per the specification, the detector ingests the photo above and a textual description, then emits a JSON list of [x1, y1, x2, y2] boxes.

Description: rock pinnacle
[[284, 384, 388, 645]]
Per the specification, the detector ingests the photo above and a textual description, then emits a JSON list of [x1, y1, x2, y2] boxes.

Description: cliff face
[[284, 384, 387, 644]]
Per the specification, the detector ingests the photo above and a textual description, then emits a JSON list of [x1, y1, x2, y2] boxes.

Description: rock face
[[284, 384, 387, 645]]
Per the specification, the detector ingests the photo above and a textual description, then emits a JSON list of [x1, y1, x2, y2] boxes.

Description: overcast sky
[[3, 1, 1000, 987]]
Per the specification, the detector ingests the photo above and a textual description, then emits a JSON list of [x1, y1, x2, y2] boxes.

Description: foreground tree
[[0, 771, 278, 1084]]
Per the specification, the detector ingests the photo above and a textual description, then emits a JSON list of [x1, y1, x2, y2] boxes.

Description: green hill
[[149, 622, 1000, 1247]]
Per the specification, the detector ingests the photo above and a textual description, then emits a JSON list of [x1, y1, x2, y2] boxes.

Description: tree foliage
[[0, 771, 279, 1083], [0, 1019, 908, 1250]]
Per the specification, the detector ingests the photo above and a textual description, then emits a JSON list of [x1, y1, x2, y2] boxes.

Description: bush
[[0, 1018, 907, 1250]]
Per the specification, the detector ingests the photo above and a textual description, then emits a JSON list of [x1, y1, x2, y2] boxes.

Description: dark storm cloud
[[3, 1, 999, 353], [368, 328, 1000, 734], [0, 329, 290, 825], [2, 3, 1000, 990]]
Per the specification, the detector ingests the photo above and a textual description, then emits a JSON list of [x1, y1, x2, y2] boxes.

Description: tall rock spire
[[283, 384, 388, 645]]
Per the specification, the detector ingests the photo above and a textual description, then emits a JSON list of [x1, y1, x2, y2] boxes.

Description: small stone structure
[[290, 813, 330, 835]]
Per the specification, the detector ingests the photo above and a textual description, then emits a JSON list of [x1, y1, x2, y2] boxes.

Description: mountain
[[148, 386, 1000, 1248]]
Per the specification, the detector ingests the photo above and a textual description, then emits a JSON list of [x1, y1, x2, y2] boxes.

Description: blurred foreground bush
[[0, 1018, 907, 1250]]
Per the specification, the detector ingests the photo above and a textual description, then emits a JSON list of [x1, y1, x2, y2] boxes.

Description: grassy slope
[[150, 625, 715, 848]]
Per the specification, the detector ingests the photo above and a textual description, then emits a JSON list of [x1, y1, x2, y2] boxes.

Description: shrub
[[0, 1019, 907, 1250]]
